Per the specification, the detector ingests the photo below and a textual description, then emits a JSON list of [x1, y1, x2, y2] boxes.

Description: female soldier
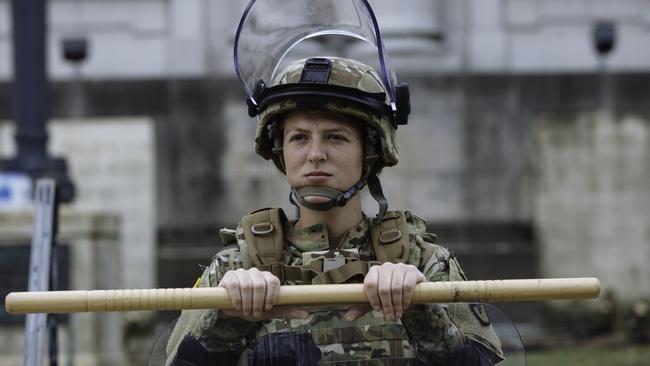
[[164, 56, 502, 365], [165, 2, 502, 365]]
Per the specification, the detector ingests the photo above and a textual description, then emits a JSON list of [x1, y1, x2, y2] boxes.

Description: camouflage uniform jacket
[[166, 210, 503, 365]]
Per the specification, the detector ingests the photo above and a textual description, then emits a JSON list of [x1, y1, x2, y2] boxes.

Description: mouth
[[304, 171, 332, 184], [305, 171, 332, 177]]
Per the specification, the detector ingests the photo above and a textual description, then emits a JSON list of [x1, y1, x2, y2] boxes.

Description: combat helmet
[[234, 0, 410, 220]]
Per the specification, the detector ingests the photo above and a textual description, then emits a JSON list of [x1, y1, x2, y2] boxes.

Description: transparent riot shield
[[484, 304, 527, 365], [234, 0, 399, 110], [149, 304, 526, 365], [148, 318, 177, 366]]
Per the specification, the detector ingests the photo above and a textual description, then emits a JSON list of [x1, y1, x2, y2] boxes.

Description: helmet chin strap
[[290, 175, 388, 224], [367, 175, 388, 224], [290, 178, 367, 212], [290, 186, 342, 212]]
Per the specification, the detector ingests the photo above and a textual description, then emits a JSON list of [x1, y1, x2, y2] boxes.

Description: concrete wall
[[532, 111, 650, 300], [2, 0, 650, 80]]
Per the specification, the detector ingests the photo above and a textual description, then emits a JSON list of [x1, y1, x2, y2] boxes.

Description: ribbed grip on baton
[[5, 288, 234, 314], [410, 278, 602, 304]]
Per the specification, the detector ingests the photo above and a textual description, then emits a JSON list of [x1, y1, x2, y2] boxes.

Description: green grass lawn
[[526, 345, 650, 366]]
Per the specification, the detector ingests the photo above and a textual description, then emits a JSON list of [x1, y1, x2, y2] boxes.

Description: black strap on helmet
[[269, 119, 286, 172], [248, 57, 398, 124], [367, 175, 388, 224]]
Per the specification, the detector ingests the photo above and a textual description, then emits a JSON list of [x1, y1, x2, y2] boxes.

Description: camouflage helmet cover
[[254, 57, 399, 169]]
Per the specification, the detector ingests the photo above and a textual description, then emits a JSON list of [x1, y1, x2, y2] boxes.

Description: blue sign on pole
[[0, 173, 32, 211]]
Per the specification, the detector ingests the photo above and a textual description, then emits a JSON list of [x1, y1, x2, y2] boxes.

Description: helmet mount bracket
[[300, 58, 332, 83], [394, 83, 410, 127]]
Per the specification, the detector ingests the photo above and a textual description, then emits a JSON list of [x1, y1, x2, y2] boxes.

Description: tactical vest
[[232, 208, 421, 365], [238, 207, 411, 284], [218, 208, 502, 365]]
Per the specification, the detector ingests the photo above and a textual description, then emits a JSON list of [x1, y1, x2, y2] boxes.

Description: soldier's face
[[282, 111, 363, 201]]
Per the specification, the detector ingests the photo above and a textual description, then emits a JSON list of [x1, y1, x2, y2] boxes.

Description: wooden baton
[[5, 277, 601, 314]]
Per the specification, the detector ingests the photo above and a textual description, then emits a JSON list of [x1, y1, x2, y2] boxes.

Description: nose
[[307, 139, 327, 163]]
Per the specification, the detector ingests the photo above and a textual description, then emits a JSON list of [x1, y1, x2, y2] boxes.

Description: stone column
[[0, 210, 125, 366]]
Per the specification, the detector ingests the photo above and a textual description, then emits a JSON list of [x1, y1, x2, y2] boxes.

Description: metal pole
[[2, 0, 76, 203], [23, 179, 58, 366], [11, 0, 48, 161], [47, 189, 60, 366]]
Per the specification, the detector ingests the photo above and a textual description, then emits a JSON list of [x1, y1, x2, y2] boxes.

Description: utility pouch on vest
[[370, 211, 410, 263], [241, 208, 286, 266]]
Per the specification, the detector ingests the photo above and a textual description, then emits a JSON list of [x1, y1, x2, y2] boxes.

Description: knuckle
[[367, 267, 378, 276], [364, 280, 377, 289]]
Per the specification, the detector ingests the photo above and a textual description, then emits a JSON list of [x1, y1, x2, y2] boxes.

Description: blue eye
[[288, 134, 306, 142], [328, 134, 347, 141]]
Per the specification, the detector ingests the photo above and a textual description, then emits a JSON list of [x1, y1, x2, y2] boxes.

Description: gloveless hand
[[345, 262, 427, 321], [218, 267, 308, 321]]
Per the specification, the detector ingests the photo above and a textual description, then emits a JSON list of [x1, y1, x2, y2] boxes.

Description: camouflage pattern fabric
[[165, 210, 503, 365], [256, 57, 400, 169]]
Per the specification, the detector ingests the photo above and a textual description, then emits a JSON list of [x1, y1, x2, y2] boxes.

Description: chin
[[303, 196, 332, 204]]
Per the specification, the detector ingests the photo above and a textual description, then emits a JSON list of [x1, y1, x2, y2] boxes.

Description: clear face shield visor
[[233, 0, 398, 111]]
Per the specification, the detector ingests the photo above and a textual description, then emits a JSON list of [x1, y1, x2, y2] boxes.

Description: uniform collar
[[285, 214, 369, 252]]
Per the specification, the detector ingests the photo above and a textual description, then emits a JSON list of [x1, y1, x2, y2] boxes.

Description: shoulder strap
[[370, 210, 410, 263], [241, 208, 286, 266]]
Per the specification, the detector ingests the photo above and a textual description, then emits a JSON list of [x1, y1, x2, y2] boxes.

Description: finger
[[364, 266, 381, 311], [345, 305, 372, 321], [248, 269, 267, 318], [233, 269, 254, 317], [377, 264, 394, 320], [402, 270, 419, 311], [415, 269, 427, 283], [391, 266, 405, 319], [263, 272, 281, 311], [219, 272, 243, 311]]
